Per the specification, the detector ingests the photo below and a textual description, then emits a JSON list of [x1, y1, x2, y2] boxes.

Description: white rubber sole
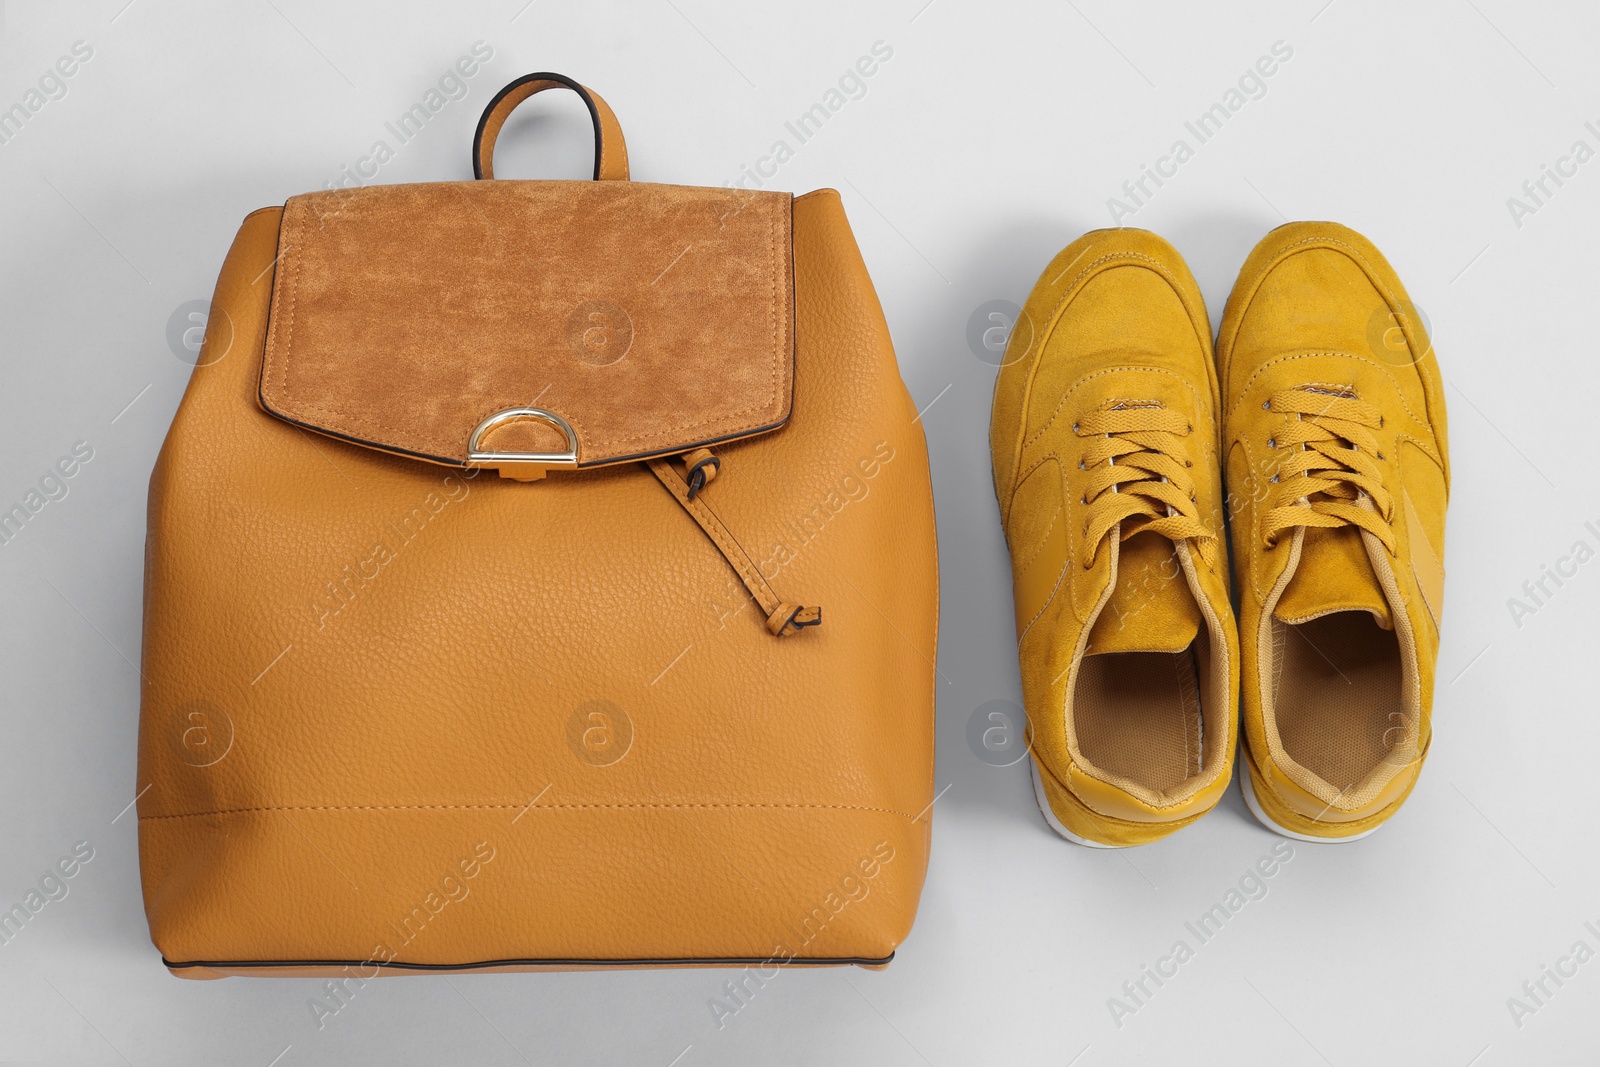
[[1238, 763, 1382, 844], [1029, 759, 1124, 849]]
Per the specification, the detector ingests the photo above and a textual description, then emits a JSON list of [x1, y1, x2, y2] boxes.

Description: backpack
[[137, 72, 939, 977]]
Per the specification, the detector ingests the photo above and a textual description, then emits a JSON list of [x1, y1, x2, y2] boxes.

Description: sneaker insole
[[1275, 611, 1403, 795], [1075, 648, 1202, 795]]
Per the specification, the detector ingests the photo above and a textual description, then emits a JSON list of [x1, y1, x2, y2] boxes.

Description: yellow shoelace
[[1075, 402, 1218, 569], [1260, 386, 1396, 553]]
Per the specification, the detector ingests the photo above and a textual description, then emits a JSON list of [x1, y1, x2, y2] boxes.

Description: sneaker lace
[[1076, 402, 1219, 570], [1260, 386, 1395, 553]]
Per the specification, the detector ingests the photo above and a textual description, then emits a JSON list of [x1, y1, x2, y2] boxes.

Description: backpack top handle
[[472, 71, 630, 182]]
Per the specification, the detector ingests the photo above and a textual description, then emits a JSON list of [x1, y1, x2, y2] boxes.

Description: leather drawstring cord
[[682, 447, 720, 500], [647, 455, 821, 637]]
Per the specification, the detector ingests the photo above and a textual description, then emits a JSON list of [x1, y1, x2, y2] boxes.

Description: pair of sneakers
[[990, 223, 1448, 846]]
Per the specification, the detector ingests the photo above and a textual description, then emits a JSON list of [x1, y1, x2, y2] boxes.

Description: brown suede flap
[[258, 180, 794, 467]]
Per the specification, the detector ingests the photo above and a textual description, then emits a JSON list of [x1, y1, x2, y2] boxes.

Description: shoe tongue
[[1085, 531, 1202, 655], [1274, 526, 1393, 629]]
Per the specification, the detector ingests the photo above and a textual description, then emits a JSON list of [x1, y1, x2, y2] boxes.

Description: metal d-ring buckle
[[467, 407, 580, 481]]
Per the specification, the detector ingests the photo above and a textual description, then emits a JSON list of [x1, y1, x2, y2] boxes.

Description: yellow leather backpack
[[137, 72, 938, 977]]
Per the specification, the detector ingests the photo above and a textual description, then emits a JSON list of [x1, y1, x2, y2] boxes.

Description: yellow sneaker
[[991, 229, 1239, 847], [1217, 222, 1448, 842]]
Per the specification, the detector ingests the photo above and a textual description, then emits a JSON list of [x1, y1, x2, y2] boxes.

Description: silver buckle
[[467, 407, 580, 481]]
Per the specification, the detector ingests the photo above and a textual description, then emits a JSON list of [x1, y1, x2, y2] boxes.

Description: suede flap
[[258, 180, 795, 468]]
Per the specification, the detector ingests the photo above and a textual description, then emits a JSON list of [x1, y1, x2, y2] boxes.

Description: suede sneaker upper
[[991, 229, 1240, 848], [1216, 221, 1449, 841]]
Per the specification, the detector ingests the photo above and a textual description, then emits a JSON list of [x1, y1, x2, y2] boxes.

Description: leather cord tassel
[[646, 457, 821, 637]]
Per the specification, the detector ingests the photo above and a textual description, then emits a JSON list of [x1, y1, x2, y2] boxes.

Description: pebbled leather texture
[[138, 103, 937, 971], [259, 181, 795, 469]]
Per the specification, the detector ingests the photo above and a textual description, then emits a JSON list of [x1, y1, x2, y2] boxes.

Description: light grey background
[[1, 0, 1594, 1063]]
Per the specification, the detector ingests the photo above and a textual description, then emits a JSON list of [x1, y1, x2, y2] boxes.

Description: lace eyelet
[[1080, 496, 1087, 505], [1185, 460, 1193, 468], [1262, 400, 1271, 410], [1379, 416, 1385, 427], [1267, 438, 1277, 449], [1072, 421, 1081, 433], [1079, 459, 1086, 470], [1269, 474, 1279, 483], [1377, 451, 1386, 460]]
